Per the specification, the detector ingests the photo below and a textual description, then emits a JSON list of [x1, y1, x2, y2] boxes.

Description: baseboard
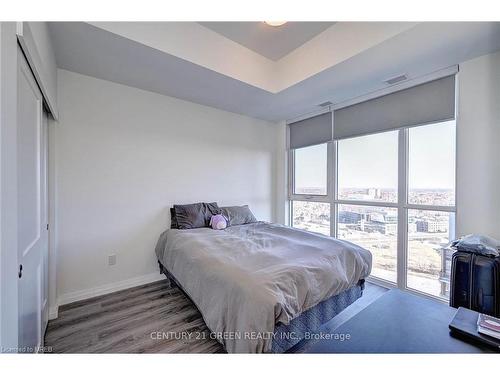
[[49, 306, 59, 320], [57, 272, 165, 307]]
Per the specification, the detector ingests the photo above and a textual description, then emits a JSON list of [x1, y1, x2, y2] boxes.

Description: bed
[[155, 221, 372, 353]]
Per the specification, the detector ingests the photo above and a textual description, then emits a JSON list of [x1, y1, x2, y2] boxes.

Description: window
[[337, 205, 397, 282], [337, 131, 399, 283], [290, 143, 331, 235], [288, 118, 456, 301], [408, 121, 456, 206], [338, 131, 398, 203], [406, 121, 456, 298], [292, 201, 330, 236], [293, 143, 328, 195]]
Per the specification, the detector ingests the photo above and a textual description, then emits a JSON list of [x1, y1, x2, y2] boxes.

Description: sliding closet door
[[17, 45, 48, 352]]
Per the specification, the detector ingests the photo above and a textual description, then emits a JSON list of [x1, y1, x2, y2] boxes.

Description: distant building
[[416, 219, 448, 233], [382, 214, 398, 235], [339, 210, 398, 235], [346, 188, 382, 201], [338, 211, 363, 224], [367, 188, 382, 200], [370, 213, 397, 235]]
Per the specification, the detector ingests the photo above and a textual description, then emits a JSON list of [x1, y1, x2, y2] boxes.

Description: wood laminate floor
[[44, 279, 387, 353]]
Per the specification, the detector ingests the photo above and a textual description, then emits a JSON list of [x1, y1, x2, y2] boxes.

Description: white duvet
[[155, 222, 371, 353]]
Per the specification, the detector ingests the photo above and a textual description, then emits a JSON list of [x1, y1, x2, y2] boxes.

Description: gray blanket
[[155, 222, 372, 353]]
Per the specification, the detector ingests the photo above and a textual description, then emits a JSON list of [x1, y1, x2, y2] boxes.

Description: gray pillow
[[170, 207, 179, 229], [173, 202, 220, 229], [221, 205, 257, 226]]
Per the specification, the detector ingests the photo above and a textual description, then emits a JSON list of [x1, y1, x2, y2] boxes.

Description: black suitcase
[[450, 251, 500, 317]]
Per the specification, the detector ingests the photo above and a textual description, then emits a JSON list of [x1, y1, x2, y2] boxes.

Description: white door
[[17, 46, 48, 352]]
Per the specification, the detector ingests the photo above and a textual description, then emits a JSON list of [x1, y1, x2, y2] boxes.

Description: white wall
[[0, 22, 19, 351], [456, 51, 500, 239], [54, 69, 283, 304]]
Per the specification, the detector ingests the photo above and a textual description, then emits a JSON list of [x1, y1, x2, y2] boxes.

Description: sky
[[295, 120, 456, 191]]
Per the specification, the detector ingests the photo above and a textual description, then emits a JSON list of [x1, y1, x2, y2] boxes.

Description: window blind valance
[[333, 75, 456, 140], [288, 112, 332, 149]]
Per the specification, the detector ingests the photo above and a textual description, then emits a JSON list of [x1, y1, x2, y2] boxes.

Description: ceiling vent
[[318, 101, 333, 107], [384, 74, 408, 85]]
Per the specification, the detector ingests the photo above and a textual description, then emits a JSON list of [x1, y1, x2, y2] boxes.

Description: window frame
[[288, 122, 457, 303], [334, 131, 400, 286]]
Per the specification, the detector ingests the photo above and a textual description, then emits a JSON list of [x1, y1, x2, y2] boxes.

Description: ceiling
[[48, 22, 500, 122], [198, 22, 334, 60]]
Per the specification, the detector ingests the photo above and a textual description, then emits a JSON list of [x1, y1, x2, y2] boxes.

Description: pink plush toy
[[210, 214, 227, 230]]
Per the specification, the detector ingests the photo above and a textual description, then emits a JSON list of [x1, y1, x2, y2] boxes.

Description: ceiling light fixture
[[264, 21, 287, 27]]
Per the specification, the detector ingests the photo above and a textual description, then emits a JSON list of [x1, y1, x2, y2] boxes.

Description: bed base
[[158, 261, 177, 289]]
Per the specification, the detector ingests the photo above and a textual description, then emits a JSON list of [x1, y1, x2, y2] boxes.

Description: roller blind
[[333, 75, 456, 140], [288, 112, 332, 149]]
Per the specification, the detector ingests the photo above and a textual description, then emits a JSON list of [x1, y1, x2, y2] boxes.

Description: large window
[[337, 131, 399, 283], [406, 121, 456, 298], [289, 119, 456, 301]]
